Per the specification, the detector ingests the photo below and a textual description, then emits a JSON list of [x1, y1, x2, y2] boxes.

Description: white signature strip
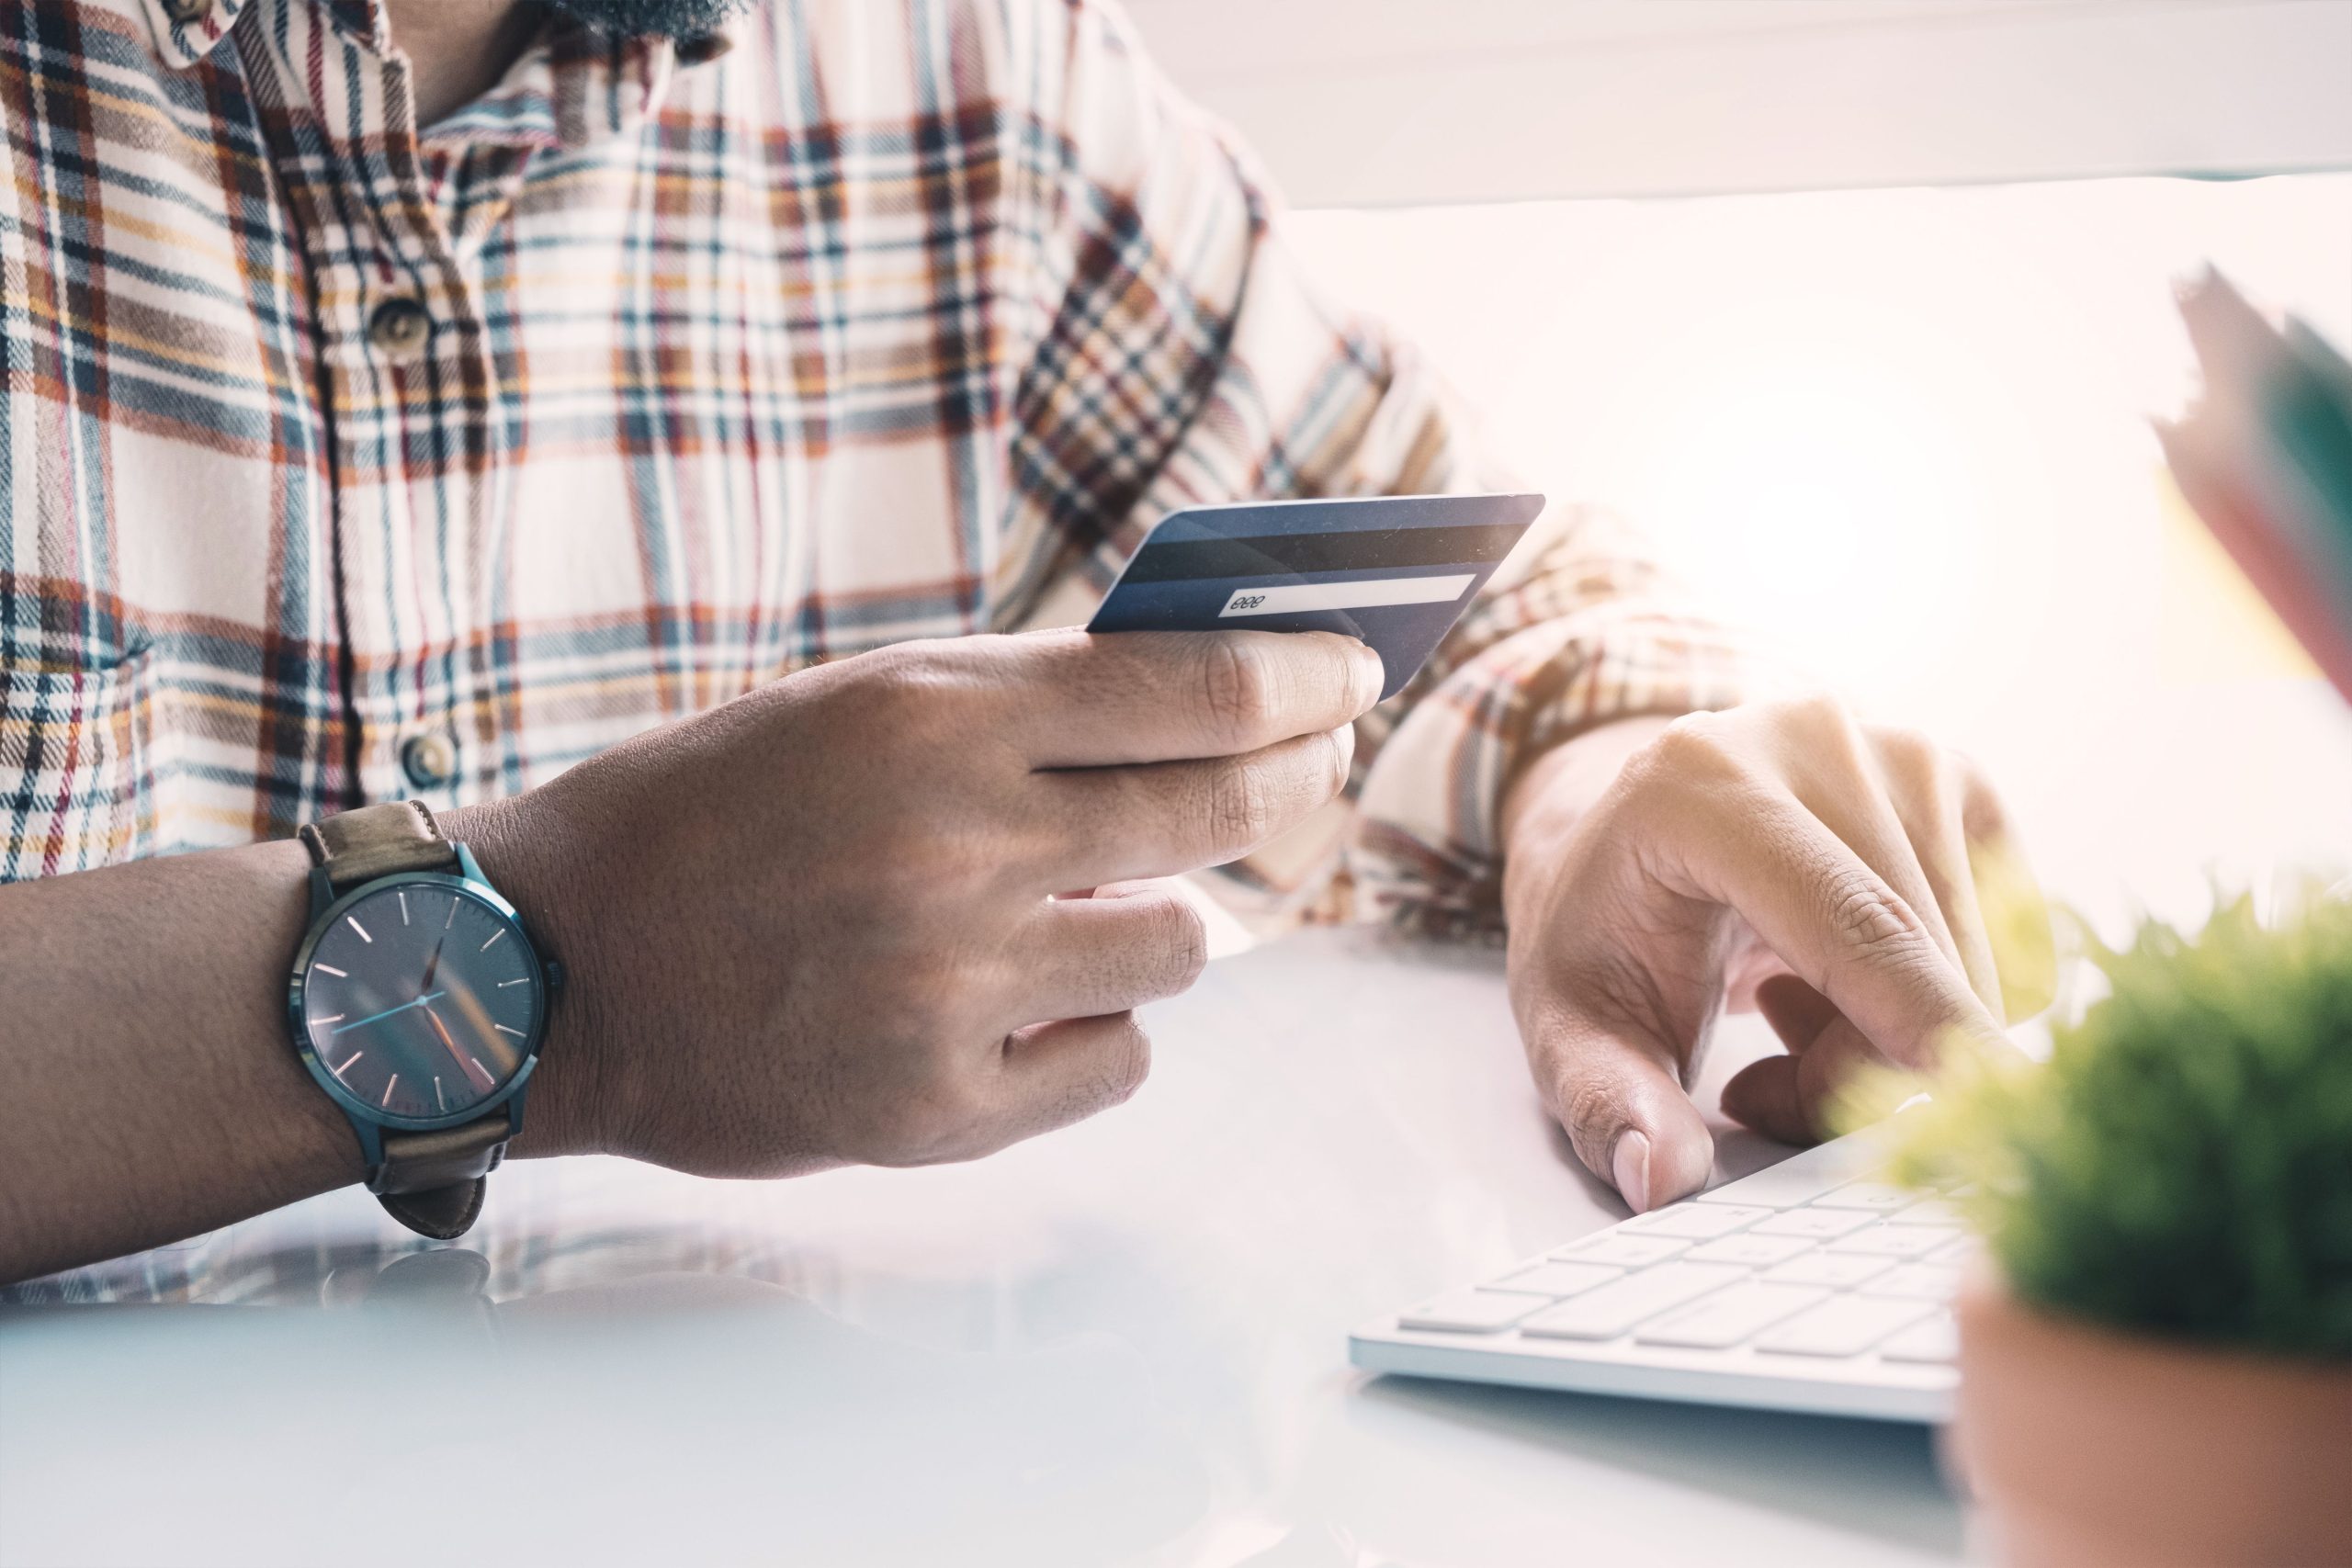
[[1217, 572, 1475, 618]]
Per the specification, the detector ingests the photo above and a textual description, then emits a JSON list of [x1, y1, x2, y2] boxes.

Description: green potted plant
[[1883, 895, 2352, 1568]]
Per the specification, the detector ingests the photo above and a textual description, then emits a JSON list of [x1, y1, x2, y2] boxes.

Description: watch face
[[296, 880, 542, 1122]]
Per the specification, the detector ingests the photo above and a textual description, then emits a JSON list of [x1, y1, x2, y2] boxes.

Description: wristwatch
[[287, 801, 560, 1239]]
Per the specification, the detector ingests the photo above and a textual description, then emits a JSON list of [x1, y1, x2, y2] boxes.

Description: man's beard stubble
[[547, 0, 752, 40]]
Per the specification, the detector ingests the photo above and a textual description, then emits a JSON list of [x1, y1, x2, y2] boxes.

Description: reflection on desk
[[0, 928, 1962, 1568]]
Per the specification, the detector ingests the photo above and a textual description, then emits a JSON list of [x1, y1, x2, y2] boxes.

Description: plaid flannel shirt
[[0, 0, 1749, 933]]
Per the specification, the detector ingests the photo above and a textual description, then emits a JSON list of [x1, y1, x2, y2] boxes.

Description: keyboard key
[[1811, 1182, 1916, 1212], [1887, 1199, 1962, 1226], [1756, 1295, 1938, 1357], [1761, 1253, 1895, 1289], [1860, 1263, 1961, 1301], [1398, 1290, 1548, 1333], [1695, 1136, 1884, 1210], [1879, 1312, 1959, 1364], [1554, 1233, 1690, 1268], [1684, 1233, 1816, 1268], [1487, 1261, 1624, 1298], [1636, 1284, 1829, 1348], [1751, 1208, 1876, 1239], [1826, 1224, 1954, 1258], [1624, 1203, 1773, 1239], [1519, 1263, 1748, 1341]]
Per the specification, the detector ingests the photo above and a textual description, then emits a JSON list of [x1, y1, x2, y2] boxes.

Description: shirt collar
[[140, 0, 251, 71], [419, 17, 717, 157], [139, 0, 733, 153]]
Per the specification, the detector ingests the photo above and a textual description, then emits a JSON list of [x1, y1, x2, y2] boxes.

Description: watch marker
[[494, 1023, 524, 1037], [332, 1051, 363, 1079], [480, 928, 506, 953], [315, 964, 347, 977], [435, 1077, 447, 1112], [399, 891, 411, 926], [497, 978, 529, 987], [380, 1074, 400, 1108], [314, 1014, 345, 1025], [445, 897, 459, 930], [462, 1053, 496, 1089], [345, 915, 372, 943]]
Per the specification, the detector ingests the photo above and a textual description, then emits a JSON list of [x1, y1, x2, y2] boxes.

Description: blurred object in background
[[2159, 268, 2352, 705]]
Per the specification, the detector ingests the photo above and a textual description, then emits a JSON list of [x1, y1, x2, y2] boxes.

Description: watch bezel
[[287, 870, 548, 1133]]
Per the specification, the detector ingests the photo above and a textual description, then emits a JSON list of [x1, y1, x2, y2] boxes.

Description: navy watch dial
[[296, 882, 542, 1122]]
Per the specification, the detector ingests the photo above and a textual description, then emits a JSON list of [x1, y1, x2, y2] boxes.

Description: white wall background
[[1122, 0, 2352, 932], [1277, 176, 2352, 931], [1124, 0, 2352, 203]]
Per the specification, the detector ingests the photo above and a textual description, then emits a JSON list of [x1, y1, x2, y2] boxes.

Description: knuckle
[[1562, 1077, 1624, 1137], [1095, 1018, 1154, 1108], [1557, 1073, 1634, 1167], [876, 819, 992, 899], [1322, 724, 1356, 800], [1782, 689, 1851, 731], [862, 640, 983, 740], [1951, 748, 1998, 802], [1636, 713, 1740, 788], [1822, 866, 1928, 961], [1764, 694, 1869, 782], [1874, 725, 1944, 787], [1203, 759, 1273, 853], [1146, 896, 1210, 993], [888, 964, 967, 1044], [1199, 636, 1275, 743]]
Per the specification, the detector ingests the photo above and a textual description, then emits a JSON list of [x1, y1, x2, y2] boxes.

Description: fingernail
[[1611, 1131, 1652, 1213], [1352, 642, 1385, 708]]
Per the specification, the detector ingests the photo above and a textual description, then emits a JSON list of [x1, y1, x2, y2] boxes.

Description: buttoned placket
[[338, 56, 501, 813], [188, 1, 714, 809], [226, 1, 542, 810]]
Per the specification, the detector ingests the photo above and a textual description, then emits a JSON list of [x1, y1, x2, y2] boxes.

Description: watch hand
[[419, 933, 447, 994], [330, 990, 447, 1034], [423, 1004, 492, 1087]]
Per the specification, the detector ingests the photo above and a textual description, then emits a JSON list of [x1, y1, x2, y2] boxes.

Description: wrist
[[440, 791, 616, 1160]]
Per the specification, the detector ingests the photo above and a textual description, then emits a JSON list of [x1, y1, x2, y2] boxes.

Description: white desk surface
[[0, 927, 1964, 1567]]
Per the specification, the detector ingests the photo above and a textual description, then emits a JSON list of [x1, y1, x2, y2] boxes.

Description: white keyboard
[[1349, 1131, 1965, 1422]]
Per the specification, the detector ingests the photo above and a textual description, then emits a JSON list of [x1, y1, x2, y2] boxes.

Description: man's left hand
[[1500, 695, 2052, 1213]]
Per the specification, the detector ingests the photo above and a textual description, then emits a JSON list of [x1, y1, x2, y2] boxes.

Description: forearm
[[0, 797, 593, 1285], [0, 835, 348, 1281]]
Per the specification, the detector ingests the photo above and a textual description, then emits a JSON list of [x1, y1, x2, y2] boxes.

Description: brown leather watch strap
[[300, 799, 458, 892], [301, 800, 508, 1242], [373, 1119, 510, 1239]]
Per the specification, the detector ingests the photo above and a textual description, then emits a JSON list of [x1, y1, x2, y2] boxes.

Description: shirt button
[[368, 296, 431, 358], [674, 31, 733, 66], [400, 733, 458, 792], [161, 0, 210, 24]]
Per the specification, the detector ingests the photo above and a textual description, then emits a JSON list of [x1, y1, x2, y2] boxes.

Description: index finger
[[1654, 782, 2007, 1070], [1009, 629, 1385, 768]]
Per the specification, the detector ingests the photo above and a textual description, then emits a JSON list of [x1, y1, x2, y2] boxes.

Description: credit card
[[1087, 493, 1545, 700]]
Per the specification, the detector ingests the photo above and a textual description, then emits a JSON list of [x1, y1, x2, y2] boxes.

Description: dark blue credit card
[[1087, 493, 1545, 700]]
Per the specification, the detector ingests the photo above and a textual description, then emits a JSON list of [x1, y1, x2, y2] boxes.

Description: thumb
[[1534, 1024, 1715, 1213]]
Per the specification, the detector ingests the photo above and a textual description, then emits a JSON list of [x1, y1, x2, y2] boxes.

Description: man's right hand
[[486, 629, 1384, 1178]]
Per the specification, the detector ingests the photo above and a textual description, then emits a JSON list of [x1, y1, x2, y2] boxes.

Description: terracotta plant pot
[[1949, 1268, 2352, 1567]]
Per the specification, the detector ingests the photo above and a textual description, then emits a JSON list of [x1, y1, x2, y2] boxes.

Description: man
[[0, 0, 2043, 1284]]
